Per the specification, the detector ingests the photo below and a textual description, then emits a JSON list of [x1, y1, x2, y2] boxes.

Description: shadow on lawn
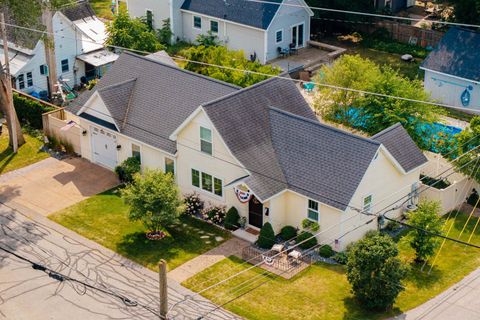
[[342, 296, 401, 320]]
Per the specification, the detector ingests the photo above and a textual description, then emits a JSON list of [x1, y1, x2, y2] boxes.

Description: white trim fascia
[[180, 9, 266, 32], [169, 106, 203, 140], [76, 111, 177, 158], [265, 0, 314, 31], [76, 91, 120, 132], [420, 67, 480, 85]]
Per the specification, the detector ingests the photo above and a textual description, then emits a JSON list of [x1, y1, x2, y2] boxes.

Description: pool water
[[417, 122, 462, 153]]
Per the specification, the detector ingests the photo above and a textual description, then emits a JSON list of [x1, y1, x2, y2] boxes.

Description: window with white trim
[[165, 158, 175, 175], [26, 72, 33, 87], [210, 20, 219, 33], [307, 199, 319, 221], [193, 16, 202, 29], [17, 74, 25, 90], [363, 195, 373, 213], [40, 64, 48, 75], [61, 59, 69, 73], [275, 29, 283, 43], [132, 143, 141, 163], [192, 168, 223, 197], [200, 126, 212, 155]]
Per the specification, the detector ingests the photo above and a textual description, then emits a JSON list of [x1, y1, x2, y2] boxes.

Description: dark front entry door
[[248, 196, 263, 228]]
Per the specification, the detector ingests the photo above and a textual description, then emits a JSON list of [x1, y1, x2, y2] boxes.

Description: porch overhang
[[77, 49, 119, 67]]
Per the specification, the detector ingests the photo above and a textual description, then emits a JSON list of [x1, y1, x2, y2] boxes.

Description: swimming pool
[[417, 122, 462, 153]]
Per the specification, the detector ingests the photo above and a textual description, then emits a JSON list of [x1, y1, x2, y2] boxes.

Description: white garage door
[[91, 126, 117, 169]]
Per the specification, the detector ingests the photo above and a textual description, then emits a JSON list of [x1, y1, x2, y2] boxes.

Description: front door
[[248, 196, 263, 228], [291, 23, 305, 48]]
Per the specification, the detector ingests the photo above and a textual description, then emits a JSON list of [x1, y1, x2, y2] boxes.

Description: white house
[[421, 27, 480, 112], [125, 0, 313, 64], [0, 1, 118, 97], [56, 51, 428, 250]]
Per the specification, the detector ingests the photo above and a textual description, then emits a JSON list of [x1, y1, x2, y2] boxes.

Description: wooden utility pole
[[0, 13, 24, 151], [159, 259, 168, 319], [42, 7, 58, 99]]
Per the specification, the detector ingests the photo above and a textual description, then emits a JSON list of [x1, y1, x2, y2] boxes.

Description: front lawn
[[0, 128, 49, 175], [183, 212, 480, 320], [48, 188, 231, 271]]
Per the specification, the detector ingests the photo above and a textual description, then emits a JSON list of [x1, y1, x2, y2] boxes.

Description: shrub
[[280, 225, 297, 240], [13, 93, 56, 129], [467, 189, 479, 206], [347, 231, 406, 310], [302, 218, 320, 232], [184, 192, 204, 216], [224, 207, 240, 230], [296, 231, 318, 250], [257, 222, 275, 249], [202, 204, 226, 225], [319, 244, 335, 258], [333, 251, 348, 265], [384, 220, 401, 232], [115, 157, 141, 183]]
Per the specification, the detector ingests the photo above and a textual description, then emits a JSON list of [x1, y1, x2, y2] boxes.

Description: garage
[[91, 126, 117, 169]]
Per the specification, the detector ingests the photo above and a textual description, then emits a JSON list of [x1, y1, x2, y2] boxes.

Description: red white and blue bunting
[[234, 186, 252, 203]]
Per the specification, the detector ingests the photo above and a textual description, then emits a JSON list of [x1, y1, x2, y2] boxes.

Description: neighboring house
[[126, 0, 313, 63], [60, 51, 428, 250], [374, 0, 415, 13], [421, 27, 480, 111], [0, 1, 118, 96]]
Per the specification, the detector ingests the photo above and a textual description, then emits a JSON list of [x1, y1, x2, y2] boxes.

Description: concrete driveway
[[0, 157, 119, 215]]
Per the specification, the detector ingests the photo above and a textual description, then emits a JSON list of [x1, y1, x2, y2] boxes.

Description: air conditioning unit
[[405, 204, 418, 212]]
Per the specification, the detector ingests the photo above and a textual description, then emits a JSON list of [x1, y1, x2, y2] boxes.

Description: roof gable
[[372, 123, 428, 172], [97, 78, 137, 130], [69, 51, 239, 154], [181, 0, 283, 29], [421, 27, 480, 82]]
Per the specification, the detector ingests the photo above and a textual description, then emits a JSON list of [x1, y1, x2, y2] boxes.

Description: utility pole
[[159, 259, 168, 319], [0, 13, 18, 153], [42, 7, 58, 100]]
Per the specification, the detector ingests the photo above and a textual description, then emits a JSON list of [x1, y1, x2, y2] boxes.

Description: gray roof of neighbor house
[[68, 51, 239, 154], [61, 0, 97, 22], [181, 0, 283, 30], [372, 123, 428, 173], [420, 27, 480, 82], [203, 77, 383, 210], [146, 51, 178, 67]]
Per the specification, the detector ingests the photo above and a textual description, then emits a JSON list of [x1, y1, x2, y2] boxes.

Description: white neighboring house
[[126, 0, 313, 64], [0, 1, 118, 97], [421, 27, 480, 112]]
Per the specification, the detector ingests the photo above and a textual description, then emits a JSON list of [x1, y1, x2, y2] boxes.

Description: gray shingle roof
[[68, 51, 239, 154], [61, 0, 96, 22], [181, 0, 283, 30], [203, 77, 382, 210], [372, 123, 428, 173], [421, 27, 480, 82], [97, 78, 137, 130]]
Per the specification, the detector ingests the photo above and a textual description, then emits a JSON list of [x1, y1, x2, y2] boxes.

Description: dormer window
[[200, 126, 212, 155]]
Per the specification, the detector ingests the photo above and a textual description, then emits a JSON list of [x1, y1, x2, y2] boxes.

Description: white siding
[[424, 69, 480, 111], [266, 0, 311, 61], [126, 0, 170, 30], [181, 11, 266, 63]]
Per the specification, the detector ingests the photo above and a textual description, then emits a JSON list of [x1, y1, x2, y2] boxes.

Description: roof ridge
[[122, 51, 241, 90], [371, 122, 403, 139], [202, 76, 282, 108], [269, 107, 381, 146], [98, 78, 137, 92]]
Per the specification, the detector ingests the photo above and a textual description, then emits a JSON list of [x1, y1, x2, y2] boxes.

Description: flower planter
[[146, 231, 166, 240]]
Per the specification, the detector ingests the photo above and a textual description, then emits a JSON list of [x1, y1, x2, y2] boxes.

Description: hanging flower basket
[[146, 231, 166, 240]]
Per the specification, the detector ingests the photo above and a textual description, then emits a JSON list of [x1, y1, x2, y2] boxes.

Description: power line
[[3, 21, 480, 115]]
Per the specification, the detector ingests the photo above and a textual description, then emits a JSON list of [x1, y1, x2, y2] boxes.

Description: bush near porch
[[183, 212, 480, 320], [49, 188, 231, 271]]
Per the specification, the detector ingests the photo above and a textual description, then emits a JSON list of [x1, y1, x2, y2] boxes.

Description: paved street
[[0, 204, 239, 320]]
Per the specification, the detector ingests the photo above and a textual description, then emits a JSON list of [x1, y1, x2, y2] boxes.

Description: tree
[[452, 0, 480, 25], [408, 201, 443, 263], [447, 116, 480, 183], [313, 55, 442, 148], [181, 45, 280, 87], [121, 169, 182, 234], [106, 10, 164, 53], [257, 222, 275, 249], [157, 18, 173, 45], [347, 231, 406, 310]]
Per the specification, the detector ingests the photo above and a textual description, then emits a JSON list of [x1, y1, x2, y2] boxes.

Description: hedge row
[[13, 93, 57, 129]]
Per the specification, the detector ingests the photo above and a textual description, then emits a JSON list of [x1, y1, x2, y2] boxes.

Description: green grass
[[90, 0, 126, 20], [0, 129, 49, 175], [183, 212, 480, 320], [48, 188, 231, 271]]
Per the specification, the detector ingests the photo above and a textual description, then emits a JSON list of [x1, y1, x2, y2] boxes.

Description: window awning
[[76, 49, 119, 67]]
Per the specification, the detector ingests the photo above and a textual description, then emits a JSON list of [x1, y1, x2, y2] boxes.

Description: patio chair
[[289, 43, 298, 55], [271, 243, 284, 253], [288, 250, 302, 264], [303, 82, 315, 93], [277, 46, 288, 58]]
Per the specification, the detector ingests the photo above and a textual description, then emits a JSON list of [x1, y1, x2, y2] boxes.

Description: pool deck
[[441, 116, 469, 130]]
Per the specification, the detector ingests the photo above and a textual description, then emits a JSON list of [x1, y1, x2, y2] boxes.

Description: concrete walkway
[[168, 237, 248, 283], [0, 157, 119, 216]]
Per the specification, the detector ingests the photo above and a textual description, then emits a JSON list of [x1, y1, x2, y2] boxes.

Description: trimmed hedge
[[297, 231, 318, 250], [257, 222, 275, 249], [115, 156, 141, 183], [319, 245, 335, 258], [224, 207, 240, 230], [280, 225, 297, 240], [13, 93, 56, 129]]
